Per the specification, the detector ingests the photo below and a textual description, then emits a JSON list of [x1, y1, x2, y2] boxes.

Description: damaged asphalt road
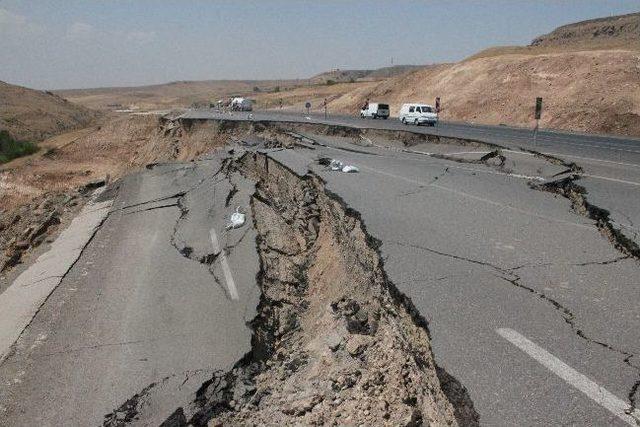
[[259, 133, 640, 426], [1, 117, 639, 425], [0, 154, 261, 425]]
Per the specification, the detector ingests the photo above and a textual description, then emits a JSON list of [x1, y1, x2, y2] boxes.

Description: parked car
[[360, 102, 390, 119], [398, 103, 438, 126], [230, 97, 253, 111]]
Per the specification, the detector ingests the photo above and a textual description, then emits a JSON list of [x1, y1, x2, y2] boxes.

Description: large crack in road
[[98, 120, 640, 424], [176, 152, 478, 425], [104, 150, 480, 426]]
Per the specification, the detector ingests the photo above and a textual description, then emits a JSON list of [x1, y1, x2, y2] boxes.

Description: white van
[[398, 103, 438, 126], [230, 97, 253, 111], [360, 102, 390, 119]]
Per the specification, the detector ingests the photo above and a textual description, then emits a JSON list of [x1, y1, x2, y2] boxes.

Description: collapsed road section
[[5, 115, 639, 426], [106, 151, 478, 426]]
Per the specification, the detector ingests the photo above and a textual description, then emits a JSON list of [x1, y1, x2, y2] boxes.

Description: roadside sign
[[533, 97, 542, 146], [305, 101, 311, 115]]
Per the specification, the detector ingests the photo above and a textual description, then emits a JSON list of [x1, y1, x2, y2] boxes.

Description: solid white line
[[497, 328, 640, 425], [542, 152, 640, 168], [582, 174, 640, 187], [356, 164, 593, 230], [351, 145, 545, 181], [209, 228, 239, 301], [440, 150, 493, 156]]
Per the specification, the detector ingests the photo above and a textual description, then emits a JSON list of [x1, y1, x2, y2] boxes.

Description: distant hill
[[54, 66, 423, 111], [531, 12, 640, 48], [259, 12, 640, 137], [466, 12, 640, 61], [1, 81, 100, 142], [310, 65, 422, 84], [55, 79, 302, 111]]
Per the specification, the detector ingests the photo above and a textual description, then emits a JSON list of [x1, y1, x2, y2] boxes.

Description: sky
[[0, 0, 637, 90]]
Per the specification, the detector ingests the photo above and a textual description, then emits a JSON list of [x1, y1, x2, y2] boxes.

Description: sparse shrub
[[326, 79, 336, 85], [253, 86, 261, 92], [273, 86, 280, 93], [0, 130, 39, 164]]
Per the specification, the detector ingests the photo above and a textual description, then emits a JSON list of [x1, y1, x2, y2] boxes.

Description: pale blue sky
[[0, 0, 637, 90]]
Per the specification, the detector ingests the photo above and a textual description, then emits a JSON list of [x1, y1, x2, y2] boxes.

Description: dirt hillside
[[55, 79, 301, 111], [264, 13, 640, 136], [46, 12, 640, 137], [0, 81, 100, 142], [325, 49, 640, 136], [531, 12, 640, 49], [310, 65, 422, 84]]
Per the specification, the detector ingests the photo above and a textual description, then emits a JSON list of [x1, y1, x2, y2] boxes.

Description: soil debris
[[166, 152, 478, 426]]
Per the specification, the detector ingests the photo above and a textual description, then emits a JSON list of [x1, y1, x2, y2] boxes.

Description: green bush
[[0, 130, 39, 164], [326, 79, 336, 86]]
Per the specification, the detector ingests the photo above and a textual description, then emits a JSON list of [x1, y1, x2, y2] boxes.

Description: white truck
[[360, 102, 390, 119], [398, 103, 438, 126], [230, 97, 253, 111]]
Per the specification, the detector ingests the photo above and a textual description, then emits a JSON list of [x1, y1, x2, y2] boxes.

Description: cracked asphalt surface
[[261, 134, 640, 425], [184, 109, 640, 248], [1, 112, 639, 425], [0, 156, 261, 425]]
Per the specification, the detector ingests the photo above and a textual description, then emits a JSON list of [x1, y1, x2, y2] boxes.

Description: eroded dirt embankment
[[151, 152, 478, 426]]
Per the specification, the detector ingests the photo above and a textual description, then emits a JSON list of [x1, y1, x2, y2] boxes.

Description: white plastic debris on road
[[329, 159, 344, 171], [318, 158, 360, 173], [324, 158, 359, 173], [226, 206, 246, 230]]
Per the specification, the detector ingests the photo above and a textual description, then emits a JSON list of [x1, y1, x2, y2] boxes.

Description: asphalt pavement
[[0, 155, 261, 425], [183, 108, 640, 246], [1, 110, 639, 425], [258, 135, 640, 425]]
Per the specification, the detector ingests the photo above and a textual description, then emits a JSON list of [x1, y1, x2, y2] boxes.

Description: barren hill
[[55, 79, 302, 111], [531, 12, 640, 49], [48, 12, 640, 137], [325, 50, 640, 136], [0, 81, 100, 142], [310, 65, 422, 84], [264, 12, 640, 136]]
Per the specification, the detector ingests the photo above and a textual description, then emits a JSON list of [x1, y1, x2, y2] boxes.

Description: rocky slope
[[531, 12, 640, 49]]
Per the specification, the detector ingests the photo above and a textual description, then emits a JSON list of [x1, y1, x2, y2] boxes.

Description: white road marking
[[503, 149, 640, 170], [209, 228, 239, 301], [582, 174, 640, 187], [442, 150, 492, 156], [339, 145, 545, 182], [497, 328, 640, 426], [356, 164, 593, 230]]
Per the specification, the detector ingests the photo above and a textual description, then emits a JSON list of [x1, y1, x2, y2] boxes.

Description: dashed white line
[[497, 328, 640, 426], [209, 228, 239, 301]]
